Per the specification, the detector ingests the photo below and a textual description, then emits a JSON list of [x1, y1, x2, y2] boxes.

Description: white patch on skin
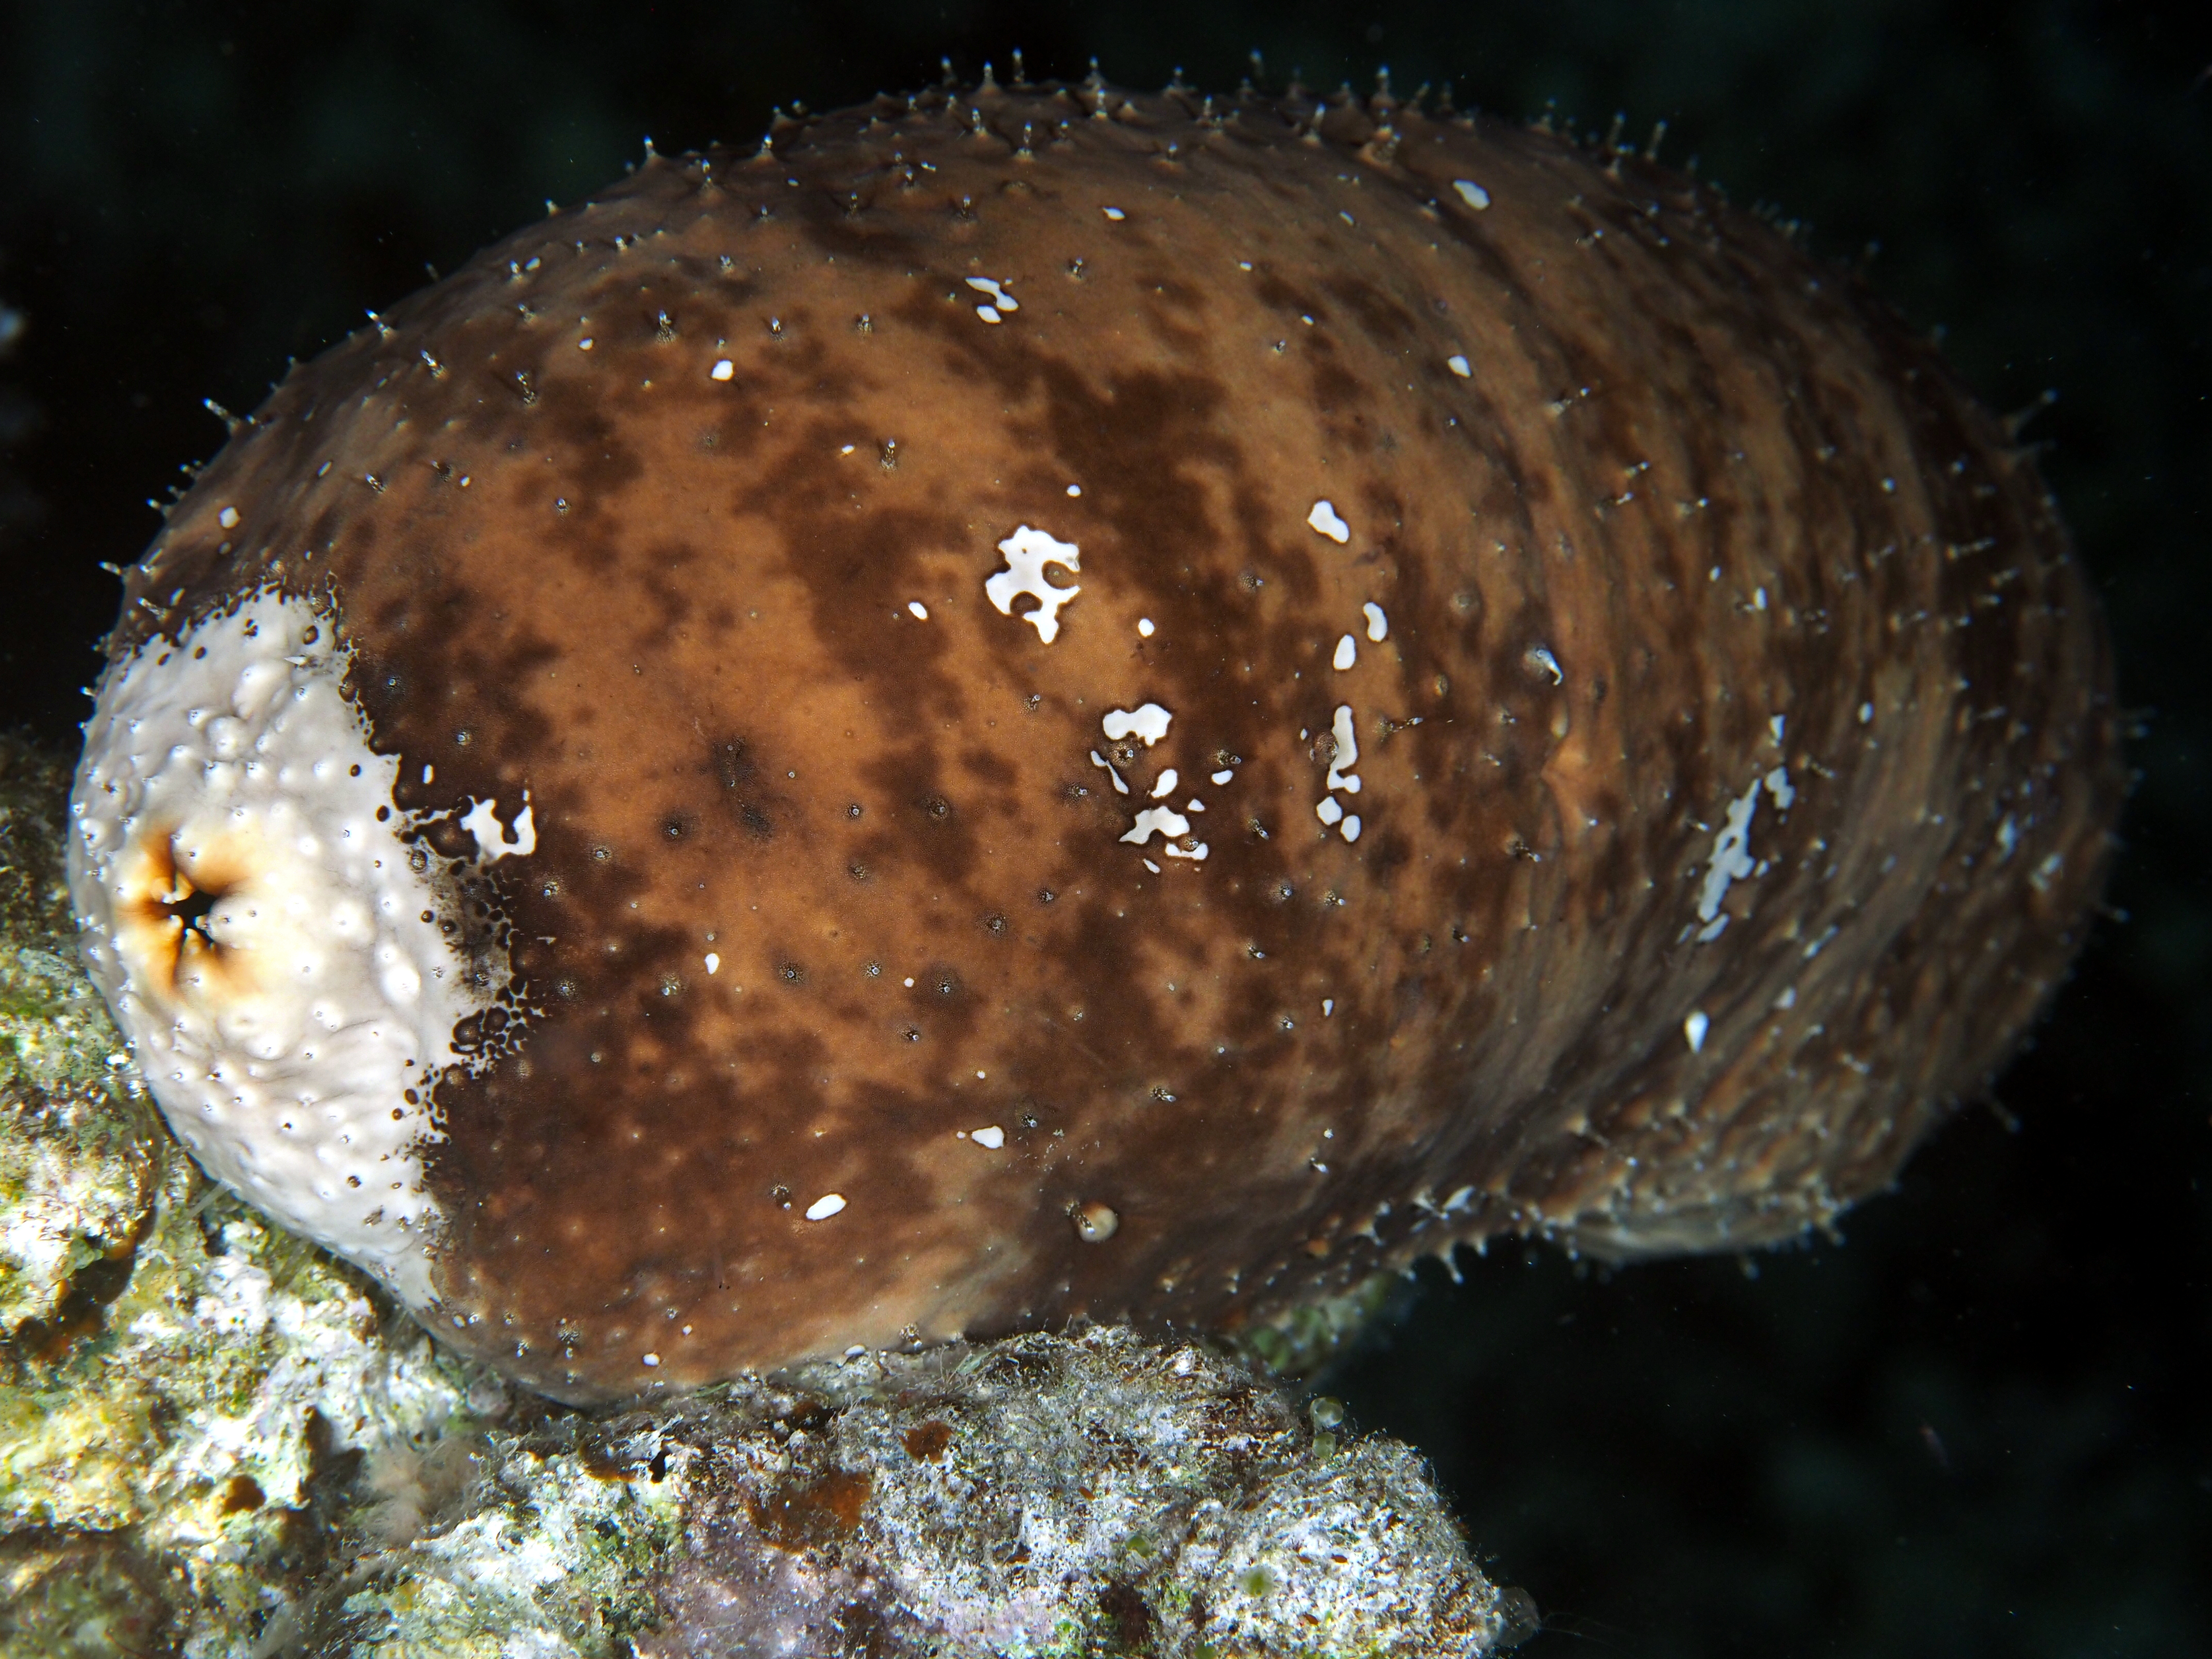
[[1363, 603, 1389, 642], [1088, 750, 1130, 795], [971, 1125, 1006, 1150], [1137, 618, 1154, 637], [704, 952, 720, 975], [1769, 714, 1787, 745], [1102, 704, 1172, 746], [1333, 634, 1357, 671], [964, 277, 1019, 323], [1149, 768, 1179, 800], [1210, 769, 1233, 785], [1341, 815, 1362, 843], [217, 506, 240, 529], [908, 601, 929, 621], [460, 795, 536, 860], [1684, 1011, 1710, 1053], [709, 359, 735, 381], [1325, 705, 1360, 794], [1101, 206, 1127, 221], [1695, 780, 1763, 942], [66, 590, 493, 1310], [804, 1193, 847, 1221], [1859, 701, 1874, 724], [984, 525, 1081, 643], [1447, 354, 1471, 377], [1120, 806, 1191, 847], [1306, 500, 1351, 543], [1452, 179, 1491, 211], [1164, 841, 1209, 861], [1316, 797, 1345, 826], [1185, 798, 1205, 812], [1763, 766, 1795, 811], [1321, 998, 1334, 1017]]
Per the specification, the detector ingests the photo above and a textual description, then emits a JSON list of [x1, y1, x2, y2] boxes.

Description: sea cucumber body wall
[[73, 83, 2120, 1399]]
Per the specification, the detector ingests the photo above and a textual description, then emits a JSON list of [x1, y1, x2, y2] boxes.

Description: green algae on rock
[[0, 737, 162, 1349]]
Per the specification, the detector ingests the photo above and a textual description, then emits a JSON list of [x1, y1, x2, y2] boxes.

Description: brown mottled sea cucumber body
[[76, 80, 2119, 1399]]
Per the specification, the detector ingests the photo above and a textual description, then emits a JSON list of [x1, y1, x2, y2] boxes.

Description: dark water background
[[1, 3, 2204, 1654]]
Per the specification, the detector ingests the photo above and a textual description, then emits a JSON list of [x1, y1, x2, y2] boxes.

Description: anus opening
[[120, 828, 249, 998]]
